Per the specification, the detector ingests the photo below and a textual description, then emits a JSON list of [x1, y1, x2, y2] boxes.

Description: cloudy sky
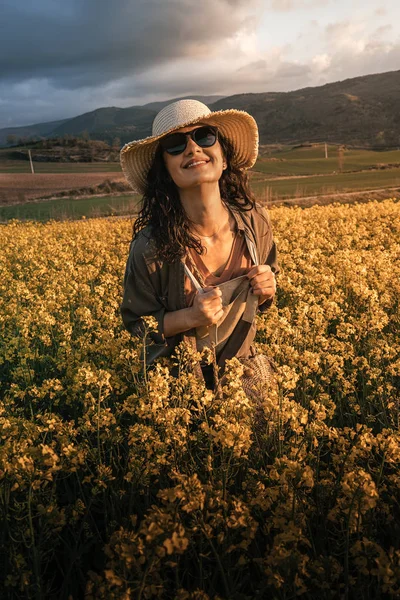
[[1, 0, 399, 129]]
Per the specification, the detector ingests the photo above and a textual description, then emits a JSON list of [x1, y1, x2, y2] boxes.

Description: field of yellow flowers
[[1, 199, 399, 599]]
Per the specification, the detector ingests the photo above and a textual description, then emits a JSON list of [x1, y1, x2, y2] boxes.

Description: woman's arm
[[121, 238, 224, 340], [121, 239, 168, 344], [247, 218, 280, 312], [164, 287, 224, 337], [164, 307, 195, 337]]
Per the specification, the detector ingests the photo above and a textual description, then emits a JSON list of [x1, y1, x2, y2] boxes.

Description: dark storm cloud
[[1, 0, 398, 129], [0, 0, 258, 88]]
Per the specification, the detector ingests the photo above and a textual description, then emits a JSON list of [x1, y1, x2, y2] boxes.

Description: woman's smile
[[184, 159, 211, 169], [163, 126, 224, 189]]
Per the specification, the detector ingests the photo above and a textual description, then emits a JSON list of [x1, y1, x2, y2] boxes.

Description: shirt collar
[[227, 205, 245, 231]]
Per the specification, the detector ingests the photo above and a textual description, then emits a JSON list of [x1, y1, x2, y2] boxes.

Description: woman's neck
[[179, 183, 231, 238]]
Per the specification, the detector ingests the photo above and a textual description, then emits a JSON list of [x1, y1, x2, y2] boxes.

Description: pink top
[[184, 231, 252, 306]]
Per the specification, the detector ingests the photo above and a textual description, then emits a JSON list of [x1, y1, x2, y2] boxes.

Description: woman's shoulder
[[234, 203, 274, 263], [129, 225, 155, 256], [237, 203, 272, 235], [253, 201, 271, 220], [127, 226, 161, 271]]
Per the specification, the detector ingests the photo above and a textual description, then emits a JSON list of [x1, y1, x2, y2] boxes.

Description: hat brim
[[120, 109, 259, 194]]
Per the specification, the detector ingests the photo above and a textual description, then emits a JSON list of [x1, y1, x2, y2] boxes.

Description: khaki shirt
[[120, 204, 279, 365]]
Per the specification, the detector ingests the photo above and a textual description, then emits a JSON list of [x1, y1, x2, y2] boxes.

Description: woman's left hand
[[247, 265, 276, 305]]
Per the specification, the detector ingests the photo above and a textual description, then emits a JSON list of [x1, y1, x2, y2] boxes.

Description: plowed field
[[0, 173, 126, 205]]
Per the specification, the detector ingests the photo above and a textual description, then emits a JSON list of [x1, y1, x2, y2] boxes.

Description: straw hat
[[120, 99, 259, 193]]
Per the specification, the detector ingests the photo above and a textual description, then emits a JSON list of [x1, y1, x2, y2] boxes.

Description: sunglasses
[[159, 125, 218, 156]]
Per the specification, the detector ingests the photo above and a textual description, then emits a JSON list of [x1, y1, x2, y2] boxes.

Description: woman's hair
[[132, 132, 256, 263]]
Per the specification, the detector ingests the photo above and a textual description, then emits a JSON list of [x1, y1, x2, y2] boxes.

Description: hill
[[1, 118, 70, 147], [211, 71, 400, 147], [1, 72, 400, 147], [0, 95, 225, 147]]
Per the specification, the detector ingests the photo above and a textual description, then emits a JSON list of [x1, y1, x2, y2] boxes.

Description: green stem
[[137, 557, 155, 600], [28, 485, 42, 600], [97, 385, 102, 462], [201, 516, 231, 598]]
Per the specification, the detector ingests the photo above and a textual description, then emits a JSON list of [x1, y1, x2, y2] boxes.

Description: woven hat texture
[[120, 99, 259, 193]]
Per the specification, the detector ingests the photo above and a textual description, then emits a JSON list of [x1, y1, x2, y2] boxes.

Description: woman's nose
[[184, 135, 201, 155]]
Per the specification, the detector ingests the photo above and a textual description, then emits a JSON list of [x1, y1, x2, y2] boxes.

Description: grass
[[252, 168, 400, 200], [2, 147, 400, 176], [0, 161, 123, 174], [1, 145, 400, 222], [255, 147, 400, 176], [0, 193, 139, 222], [2, 168, 400, 222]]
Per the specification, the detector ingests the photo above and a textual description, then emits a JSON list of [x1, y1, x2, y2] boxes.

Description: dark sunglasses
[[159, 125, 218, 156]]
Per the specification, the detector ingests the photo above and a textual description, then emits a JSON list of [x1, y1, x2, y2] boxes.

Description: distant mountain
[[141, 95, 226, 112], [210, 71, 400, 147], [0, 95, 226, 147], [1, 72, 399, 147], [1, 118, 69, 146], [51, 106, 156, 144]]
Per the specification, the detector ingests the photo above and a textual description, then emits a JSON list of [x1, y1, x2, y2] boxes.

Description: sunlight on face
[[161, 125, 226, 191]]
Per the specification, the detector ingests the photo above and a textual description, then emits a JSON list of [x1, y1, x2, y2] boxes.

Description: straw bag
[[239, 352, 277, 401]]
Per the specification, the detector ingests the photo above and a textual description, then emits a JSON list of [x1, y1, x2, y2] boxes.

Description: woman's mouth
[[184, 160, 210, 169]]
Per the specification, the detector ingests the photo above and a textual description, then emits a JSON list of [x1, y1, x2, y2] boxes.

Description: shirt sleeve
[[258, 237, 280, 313], [120, 239, 167, 346]]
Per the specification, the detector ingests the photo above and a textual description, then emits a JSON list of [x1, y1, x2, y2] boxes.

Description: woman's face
[[161, 124, 226, 191]]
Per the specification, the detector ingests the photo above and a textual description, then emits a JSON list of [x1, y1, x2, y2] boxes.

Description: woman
[[120, 99, 279, 390]]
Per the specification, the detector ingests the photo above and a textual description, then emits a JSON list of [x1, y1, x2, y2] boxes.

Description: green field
[[0, 193, 139, 222], [1, 144, 400, 221], [252, 168, 400, 201], [2, 145, 400, 176], [0, 161, 122, 174], [255, 146, 400, 176]]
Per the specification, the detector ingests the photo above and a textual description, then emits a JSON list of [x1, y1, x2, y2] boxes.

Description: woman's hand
[[247, 265, 276, 305], [163, 287, 223, 337], [190, 286, 224, 327]]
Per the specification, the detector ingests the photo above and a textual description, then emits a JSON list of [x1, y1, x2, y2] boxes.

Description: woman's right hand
[[190, 286, 224, 327]]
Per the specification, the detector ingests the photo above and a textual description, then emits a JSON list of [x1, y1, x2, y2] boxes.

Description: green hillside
[[2, 72, 400, 148], [0, 96, 225, 147], [211, 71, 400, 147]]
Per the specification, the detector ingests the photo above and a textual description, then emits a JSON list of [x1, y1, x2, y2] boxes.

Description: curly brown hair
[[132, 133, 256, 263]]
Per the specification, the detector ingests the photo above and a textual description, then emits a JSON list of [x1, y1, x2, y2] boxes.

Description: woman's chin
[[176, 173, 223, 190]]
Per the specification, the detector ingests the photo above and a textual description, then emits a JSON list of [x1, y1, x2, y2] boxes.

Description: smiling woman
[[161, 124, 224, 191], [120, 99, 279, 391]]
